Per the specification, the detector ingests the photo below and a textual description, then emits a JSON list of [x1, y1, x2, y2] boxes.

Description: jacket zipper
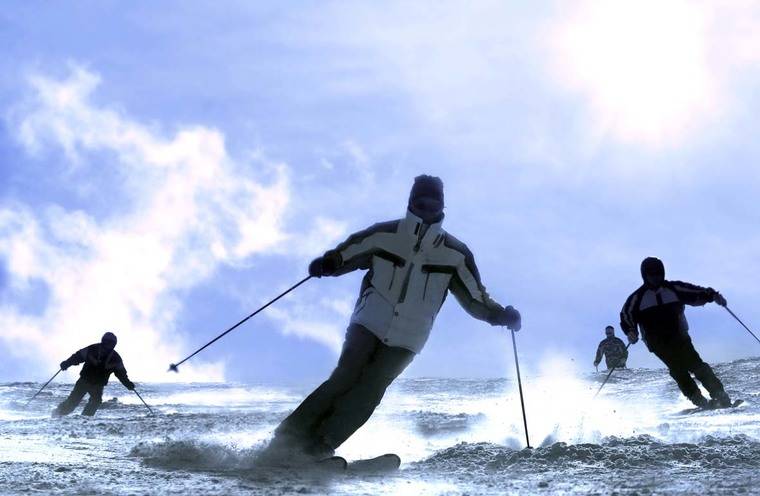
[[422, 272, 430, 300], [399, 224, 426, 303], [388, 266, 396, 289], [398, 263, 415, 303]]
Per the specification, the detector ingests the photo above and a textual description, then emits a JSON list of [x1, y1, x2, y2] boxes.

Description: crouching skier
[[620, 257, 731, 409], [593, 325, 628, 370], [264, 175, 521, 464], [53, 332, 135, 417]]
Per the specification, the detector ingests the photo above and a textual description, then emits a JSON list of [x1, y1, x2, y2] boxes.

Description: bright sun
[[553, 0, 716, 147]]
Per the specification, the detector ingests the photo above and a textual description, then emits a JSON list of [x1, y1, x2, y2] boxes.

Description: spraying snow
[[1, 357, 758, 494]]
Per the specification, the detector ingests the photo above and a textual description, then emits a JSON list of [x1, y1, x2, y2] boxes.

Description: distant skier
[[620, 257, 731, 409], [53, 332, 135, 417], [265, 175, 521, 463], [593, 326, 628, 370]]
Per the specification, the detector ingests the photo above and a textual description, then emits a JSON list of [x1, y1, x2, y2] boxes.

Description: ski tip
[[168, 364, 179, 373]]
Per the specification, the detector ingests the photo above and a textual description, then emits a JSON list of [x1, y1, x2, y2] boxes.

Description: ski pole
[[724, 306, 760, 346], [133, 389, 154, 415], [593, 343, 631, 399], [169, 275, 312, 372], [510, 328, 531, 448], [25, 369, 62, 407]]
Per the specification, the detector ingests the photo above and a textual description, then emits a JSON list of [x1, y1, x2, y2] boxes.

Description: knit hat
[[408, 175, 444, 207]]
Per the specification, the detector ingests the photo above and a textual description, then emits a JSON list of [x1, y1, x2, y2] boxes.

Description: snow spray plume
[[168, 276, 312, 372]]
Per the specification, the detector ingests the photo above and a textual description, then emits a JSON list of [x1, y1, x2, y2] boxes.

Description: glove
[[60, 361, 69, 371], [125, 381, 136, 391], [593, 360, 600, 367], [308, 250, 342, 278], [712, 291, 727, 307], [626, 332, 639, 344], [495, 306, 521, 331]]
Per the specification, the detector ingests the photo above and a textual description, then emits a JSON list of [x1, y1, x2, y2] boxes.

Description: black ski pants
[[54, 378, 104, 416], [648, 334, 725, 401], [275, 324, 414, 450]]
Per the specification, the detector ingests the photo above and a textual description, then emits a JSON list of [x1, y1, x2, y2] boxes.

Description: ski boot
[[687, 392, 709, 408], [708, 391, 732, 409]]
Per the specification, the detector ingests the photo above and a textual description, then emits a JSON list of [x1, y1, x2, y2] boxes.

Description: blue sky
[[1, 1, 759, 384]]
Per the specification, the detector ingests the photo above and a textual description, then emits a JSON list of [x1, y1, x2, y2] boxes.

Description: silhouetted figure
[[266, 175, 521, 462], [53, 332, 135, 417], [594, 325, 628, 370], [620, 257, 730, 408]]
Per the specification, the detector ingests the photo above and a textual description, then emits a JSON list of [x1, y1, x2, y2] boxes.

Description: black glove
[[626, 332, 639, 344], [308, 250, 342, 278], [711, 290, 727, 307], [60, 361, 70, 371], [495, 306, 521, 331], [125, 381, 136, 391]]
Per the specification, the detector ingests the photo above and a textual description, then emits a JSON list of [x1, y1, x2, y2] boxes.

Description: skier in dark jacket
[[53, 332, 135, 417], [265, 175, 521, 463], [620, 257, 731, 408], [594, 326, 628, 370]]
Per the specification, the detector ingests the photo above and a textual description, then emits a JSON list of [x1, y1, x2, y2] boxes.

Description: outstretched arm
[[114, 363, 135, 390], [671, 281, 725, 307], [594, 344, 603, 366], [449, 275, 505, 324], [310, 221, 401, 277], [60, 348, 87, 370], [620, 291, 641, 343], [447, 245, 519, 330]]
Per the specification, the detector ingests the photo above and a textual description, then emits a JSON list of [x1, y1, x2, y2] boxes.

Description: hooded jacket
[[620, 280, 718, 347], [324, 210, 505, 353], [62, 343, 133, 388]]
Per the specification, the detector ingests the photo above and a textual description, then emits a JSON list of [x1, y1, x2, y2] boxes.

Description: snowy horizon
[[2, 1, 760, 384]]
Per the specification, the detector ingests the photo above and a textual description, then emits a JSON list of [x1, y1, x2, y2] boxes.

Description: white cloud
[[0, 66, 293, 381]]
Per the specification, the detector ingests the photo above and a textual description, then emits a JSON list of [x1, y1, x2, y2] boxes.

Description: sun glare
[[553, 0, 716, 147]]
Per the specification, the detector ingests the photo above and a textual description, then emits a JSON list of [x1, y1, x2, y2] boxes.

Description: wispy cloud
[[0, 66, 292, 381]]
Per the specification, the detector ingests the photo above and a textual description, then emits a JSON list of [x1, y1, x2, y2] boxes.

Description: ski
[[347, 453, 401, 473], [315, 456, 348, 471], [677, 399, 744, 415]]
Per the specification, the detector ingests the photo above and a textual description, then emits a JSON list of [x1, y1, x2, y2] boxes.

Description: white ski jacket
[[325, 210, 505, 353]]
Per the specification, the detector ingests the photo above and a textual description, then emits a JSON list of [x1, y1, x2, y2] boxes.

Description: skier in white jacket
[[266, 175, 521, 461]]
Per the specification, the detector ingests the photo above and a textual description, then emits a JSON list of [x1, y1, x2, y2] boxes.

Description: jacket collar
[[402, 209, 444, 246]]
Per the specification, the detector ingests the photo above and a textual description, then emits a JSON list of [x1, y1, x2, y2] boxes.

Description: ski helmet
[[101, 332, 117, 345]]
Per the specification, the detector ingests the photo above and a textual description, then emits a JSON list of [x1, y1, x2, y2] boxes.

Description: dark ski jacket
[[594, 336, 628, 369], [620, 280, 718, 348], [62, 343, 133, 388], [323, 210, 505, 353]]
